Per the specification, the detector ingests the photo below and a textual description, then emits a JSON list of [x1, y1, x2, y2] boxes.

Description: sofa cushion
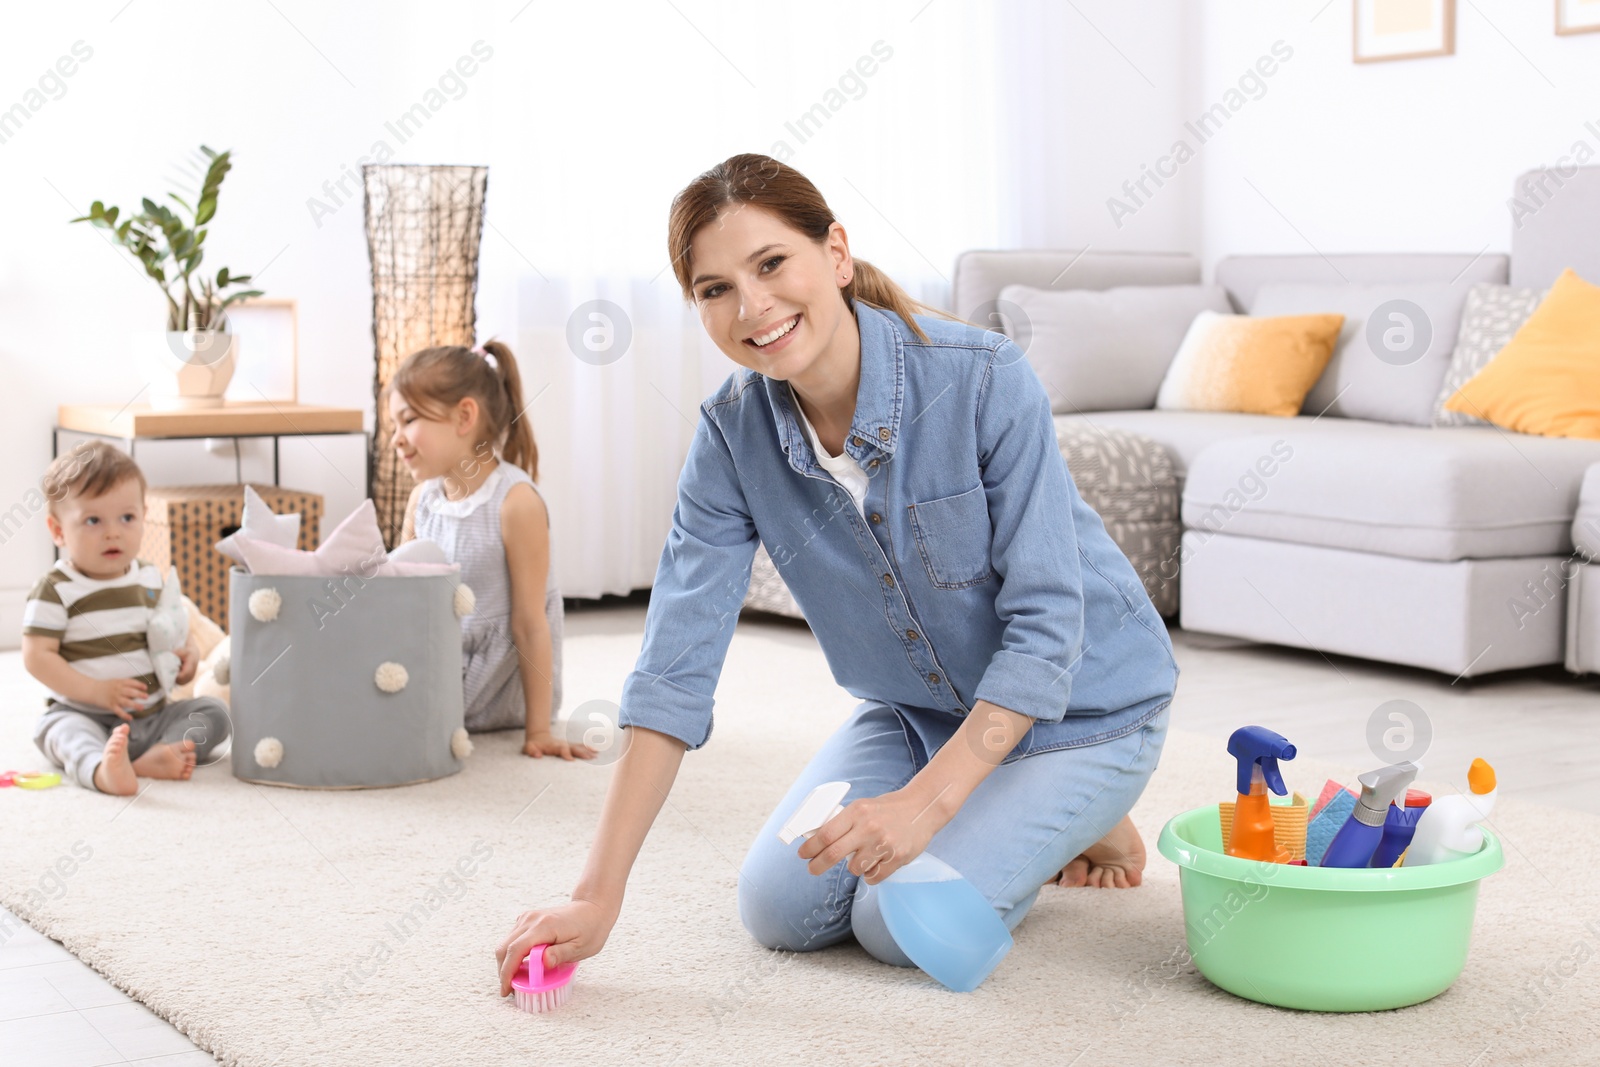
[[1250, 283, 1468, 427], [1433, 282, 1545, 427], [1444, 268, 1600, 440], [1054, 410, 1350, 477], [1182, 423, 1600, 561], [1000, 283, 1232, 413], [1156, 311, 1344, 417]]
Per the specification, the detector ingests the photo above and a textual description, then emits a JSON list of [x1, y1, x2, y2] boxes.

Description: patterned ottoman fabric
[[741, 423, 1181, 621], [1054, 420, 1180, 617]]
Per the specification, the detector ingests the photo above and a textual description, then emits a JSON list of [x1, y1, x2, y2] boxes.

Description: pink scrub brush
[[511, 944, 576, 1013]]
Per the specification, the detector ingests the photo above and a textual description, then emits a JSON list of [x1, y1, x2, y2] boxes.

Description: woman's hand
[[496, 898, 616, 996], [523, 730, 597, 760], [797, 786, 953, 885]]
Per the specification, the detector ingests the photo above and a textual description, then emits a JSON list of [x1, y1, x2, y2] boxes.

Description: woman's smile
[[744, 312, 802, 353]]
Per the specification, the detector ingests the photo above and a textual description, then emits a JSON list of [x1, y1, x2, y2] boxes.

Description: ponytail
[[842, 258, 937, 344], [483, 339, 538, 481]]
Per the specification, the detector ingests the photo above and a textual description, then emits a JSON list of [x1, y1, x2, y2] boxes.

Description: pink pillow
[[235, 498, 388, 577], [372, 560, 460, 577]]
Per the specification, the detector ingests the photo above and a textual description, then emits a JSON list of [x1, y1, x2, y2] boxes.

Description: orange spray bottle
[[1225, 726, 1297, 863]]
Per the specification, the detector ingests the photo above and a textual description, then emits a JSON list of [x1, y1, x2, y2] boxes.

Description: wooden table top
[[58, 401, 366, 439]]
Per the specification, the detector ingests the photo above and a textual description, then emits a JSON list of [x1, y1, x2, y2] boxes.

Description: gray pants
[[33, 697, 232, 792]]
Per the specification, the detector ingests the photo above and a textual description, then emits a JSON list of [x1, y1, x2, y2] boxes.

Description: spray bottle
[[778, 781, 1013, 992], [1319, 761, 1419, 868], [1369, 788, 1431, 868], [1403, 758, 1498, 866], [1225, 726, 1297, 863]]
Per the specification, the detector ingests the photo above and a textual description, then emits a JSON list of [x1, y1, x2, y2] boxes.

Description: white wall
[[1192, 0, 1600, 265], [992, 0, 1201, 254], [0, 0, 1195, 646]]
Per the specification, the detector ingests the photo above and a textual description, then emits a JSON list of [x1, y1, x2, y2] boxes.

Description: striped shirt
[[22, 557, 166, 716]]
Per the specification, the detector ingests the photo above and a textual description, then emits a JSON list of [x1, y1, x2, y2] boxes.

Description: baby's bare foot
[[93, 724, 138, 796], [1055, 814, 1147, 889], [131, 738, 197, 781]]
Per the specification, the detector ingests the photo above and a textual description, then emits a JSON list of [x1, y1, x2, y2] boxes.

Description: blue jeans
[[737, 699, 1171, 967]]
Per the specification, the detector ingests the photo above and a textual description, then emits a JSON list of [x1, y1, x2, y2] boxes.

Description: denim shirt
[[619, 302, 1178, 765]]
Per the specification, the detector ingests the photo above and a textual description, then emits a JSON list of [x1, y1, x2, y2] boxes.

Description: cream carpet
[[1, 622, 1596, 1067]]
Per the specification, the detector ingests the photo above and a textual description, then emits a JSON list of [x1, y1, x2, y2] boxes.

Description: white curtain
[[470, 0, 1015, 597]]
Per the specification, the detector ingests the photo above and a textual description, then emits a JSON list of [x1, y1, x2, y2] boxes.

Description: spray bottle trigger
[[778, 780, 851, 845], [1260, 756, 1288, 796]]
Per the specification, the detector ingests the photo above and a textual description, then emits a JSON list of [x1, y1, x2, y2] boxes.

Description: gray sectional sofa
[[949, 167, 1600, 679]]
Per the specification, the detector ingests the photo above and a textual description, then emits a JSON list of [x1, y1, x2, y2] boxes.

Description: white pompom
[[450, 727, 474, 760], [254, 737, 284, 768], [248, 587, 282, 622], [453, 583, 476, 617], [375, 661, 409, 693], [213, 654, 230, 686]]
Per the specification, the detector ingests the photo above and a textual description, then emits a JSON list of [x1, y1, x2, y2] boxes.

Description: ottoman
[[228, 567, 468, 788], [742, 424, 1182, 619]]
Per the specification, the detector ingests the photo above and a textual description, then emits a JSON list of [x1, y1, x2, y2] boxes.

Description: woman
[[496, 154, 1178, 989]]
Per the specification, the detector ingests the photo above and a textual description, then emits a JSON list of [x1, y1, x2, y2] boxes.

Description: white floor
[[3, 604, 1597, 1064]]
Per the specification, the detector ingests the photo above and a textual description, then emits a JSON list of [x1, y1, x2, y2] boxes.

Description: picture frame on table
[[224, 298, 299, 404], [1353, 0, 1456, 63]]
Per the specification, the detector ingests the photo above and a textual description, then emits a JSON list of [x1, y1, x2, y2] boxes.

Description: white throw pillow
[[1250, 283, 1469, 426], [997, 283, 1232, 413]]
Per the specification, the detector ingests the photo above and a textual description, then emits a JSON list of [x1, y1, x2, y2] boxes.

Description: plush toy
[[144, 570, 188, 704], [170, 595, 231, 706]]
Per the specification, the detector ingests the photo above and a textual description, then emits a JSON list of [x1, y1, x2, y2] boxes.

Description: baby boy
[[22, 441, 231, 795]]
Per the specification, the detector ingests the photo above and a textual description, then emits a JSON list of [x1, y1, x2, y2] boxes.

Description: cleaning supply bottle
[[1225, 726, 1297, 862], [778, 781, 1012, 992], [1318, 761, 1419, 868], [1369, 788, 1431, 868], [1403, 758, 1498, 866]]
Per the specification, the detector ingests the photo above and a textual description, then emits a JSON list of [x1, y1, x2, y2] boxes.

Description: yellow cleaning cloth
[[1218, 792, 1309, 862]]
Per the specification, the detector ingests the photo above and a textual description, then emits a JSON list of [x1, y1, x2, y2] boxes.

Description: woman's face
[[688, 204, 853, 382]]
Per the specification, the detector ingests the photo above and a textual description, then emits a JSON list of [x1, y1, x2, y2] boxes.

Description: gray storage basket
[[229, 567, 466, 788]]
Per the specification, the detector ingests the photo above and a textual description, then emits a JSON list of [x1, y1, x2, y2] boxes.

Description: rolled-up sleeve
[[618, 408, 759, 750], [971, 340, 1085, 723]]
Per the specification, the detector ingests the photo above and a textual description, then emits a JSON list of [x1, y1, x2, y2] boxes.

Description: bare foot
[[92, 724, 138, 796], [1055, 814, 1147, 888], [131, 738, 198, 781]]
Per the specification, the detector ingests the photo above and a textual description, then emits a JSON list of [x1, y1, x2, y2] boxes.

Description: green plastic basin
[[1155, 804, 1503, 1012]]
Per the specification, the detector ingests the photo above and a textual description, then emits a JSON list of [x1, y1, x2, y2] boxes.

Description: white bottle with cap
[[1403, 758, 1498, 866]]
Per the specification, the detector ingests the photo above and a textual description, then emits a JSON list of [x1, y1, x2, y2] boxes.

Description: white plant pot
[[135, 329, 238, 410]]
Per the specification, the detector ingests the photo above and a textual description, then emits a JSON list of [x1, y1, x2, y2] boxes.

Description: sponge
[[1305, 788, 1358, 866], [1218, 791, 1311, 862]]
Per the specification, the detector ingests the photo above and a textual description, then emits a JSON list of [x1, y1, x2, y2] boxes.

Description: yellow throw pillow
[[1444, 269, 1600, 439], [1156, 310, 1345, 417]]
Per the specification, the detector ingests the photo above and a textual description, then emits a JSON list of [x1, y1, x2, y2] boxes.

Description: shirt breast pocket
[[907, 484, 994, 589]]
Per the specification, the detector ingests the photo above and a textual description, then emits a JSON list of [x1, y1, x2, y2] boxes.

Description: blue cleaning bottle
[[1318, 761, 1419, 868], [1369, 793, 1428, 868], [778, 781, 1013, 992]]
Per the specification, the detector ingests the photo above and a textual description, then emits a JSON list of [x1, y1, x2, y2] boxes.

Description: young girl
[[386, 339, 594, 760]]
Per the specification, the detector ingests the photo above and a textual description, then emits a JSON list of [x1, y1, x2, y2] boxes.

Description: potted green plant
[[73, 145, 263, 410]]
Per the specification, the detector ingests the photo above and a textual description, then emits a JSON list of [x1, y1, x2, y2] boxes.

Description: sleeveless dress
[[413, 462, 564, 733]]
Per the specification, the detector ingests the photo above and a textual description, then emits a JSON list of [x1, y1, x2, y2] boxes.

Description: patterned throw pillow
[[1432, 282, 1545, 427]]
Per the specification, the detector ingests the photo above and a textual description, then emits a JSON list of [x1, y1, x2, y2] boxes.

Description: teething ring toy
[[3, 771, 62, 790]]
